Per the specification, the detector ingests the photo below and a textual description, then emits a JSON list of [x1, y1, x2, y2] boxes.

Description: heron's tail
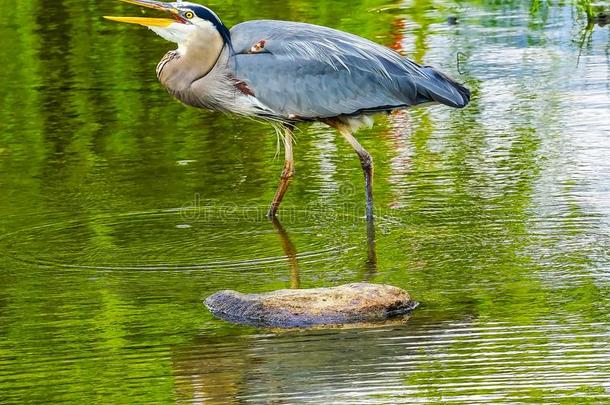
[[418, 66, 471, 109]]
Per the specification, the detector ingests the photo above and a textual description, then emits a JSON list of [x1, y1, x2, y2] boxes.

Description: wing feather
[[228, 20, 470, 119]]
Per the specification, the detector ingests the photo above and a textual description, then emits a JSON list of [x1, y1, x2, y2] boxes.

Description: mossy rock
[[205, 283, 418, 328]]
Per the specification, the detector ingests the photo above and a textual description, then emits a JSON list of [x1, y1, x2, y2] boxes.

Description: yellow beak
[[104, 0, 179, 27], [103, 16, 174, 27]]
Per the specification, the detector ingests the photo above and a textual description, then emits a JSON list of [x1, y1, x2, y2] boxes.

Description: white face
[[147, 9, 217, 47], [104, 3, 224, 49], [148, 22, 196, 44]]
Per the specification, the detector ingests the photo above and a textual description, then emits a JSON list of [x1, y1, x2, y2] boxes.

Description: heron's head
[[104, 0, 231, 46]]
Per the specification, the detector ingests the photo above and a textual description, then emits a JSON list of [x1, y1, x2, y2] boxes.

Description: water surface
[[1, 0, 609, 403]]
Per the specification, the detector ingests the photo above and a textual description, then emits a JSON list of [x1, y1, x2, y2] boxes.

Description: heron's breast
[[156, 51, 179, 82]]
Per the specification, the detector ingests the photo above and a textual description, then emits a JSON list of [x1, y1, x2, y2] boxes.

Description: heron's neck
[[157, 24, 225, 91]]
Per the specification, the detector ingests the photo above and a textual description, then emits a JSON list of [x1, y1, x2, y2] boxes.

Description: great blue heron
[[105, 0, 470, 220]]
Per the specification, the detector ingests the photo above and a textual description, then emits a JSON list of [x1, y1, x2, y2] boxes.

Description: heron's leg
[[267, 126, 295, 218], [338, 127, 374, 220]]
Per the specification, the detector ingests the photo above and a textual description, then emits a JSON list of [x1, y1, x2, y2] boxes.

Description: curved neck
[[158, 23, 225, 91]]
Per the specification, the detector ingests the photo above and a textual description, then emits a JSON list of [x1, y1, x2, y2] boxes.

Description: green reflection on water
[[1, 0, 609, 403]]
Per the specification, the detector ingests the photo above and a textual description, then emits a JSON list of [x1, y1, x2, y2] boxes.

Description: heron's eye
[[184, 11, 194, 19]]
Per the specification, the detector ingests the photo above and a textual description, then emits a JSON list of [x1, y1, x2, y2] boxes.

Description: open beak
[[104, 0, 183, 28]]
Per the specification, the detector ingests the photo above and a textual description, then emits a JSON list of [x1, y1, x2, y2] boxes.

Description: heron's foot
[[268, 165, 294, 219]]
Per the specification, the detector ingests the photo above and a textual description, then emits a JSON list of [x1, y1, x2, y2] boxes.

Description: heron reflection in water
[[105, 0, 470, 220], [271, 217, 378, 286]]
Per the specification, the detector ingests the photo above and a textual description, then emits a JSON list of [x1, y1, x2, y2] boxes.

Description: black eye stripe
[[182, 5, 232, 46], [188, 6, 221, 23]]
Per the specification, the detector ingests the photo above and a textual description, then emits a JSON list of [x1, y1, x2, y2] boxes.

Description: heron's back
[[228, 20, 470, 120]]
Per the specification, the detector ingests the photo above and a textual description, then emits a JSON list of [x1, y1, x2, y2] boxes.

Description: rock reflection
[[172, 335, 251, 404], [171, 319, 461, 403]]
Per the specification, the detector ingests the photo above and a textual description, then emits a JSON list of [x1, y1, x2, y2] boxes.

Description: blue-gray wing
[[228, 20, 470, 119]]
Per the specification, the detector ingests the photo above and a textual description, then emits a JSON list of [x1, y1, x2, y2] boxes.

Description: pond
[[1, 0, 609, 403]]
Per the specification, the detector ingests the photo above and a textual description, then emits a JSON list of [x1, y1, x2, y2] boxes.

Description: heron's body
[[105, 1, 471, 219], [157, 19, 470, 126]]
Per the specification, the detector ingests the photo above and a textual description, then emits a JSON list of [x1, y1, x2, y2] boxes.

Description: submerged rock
[[204, 283, 418, 328]]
